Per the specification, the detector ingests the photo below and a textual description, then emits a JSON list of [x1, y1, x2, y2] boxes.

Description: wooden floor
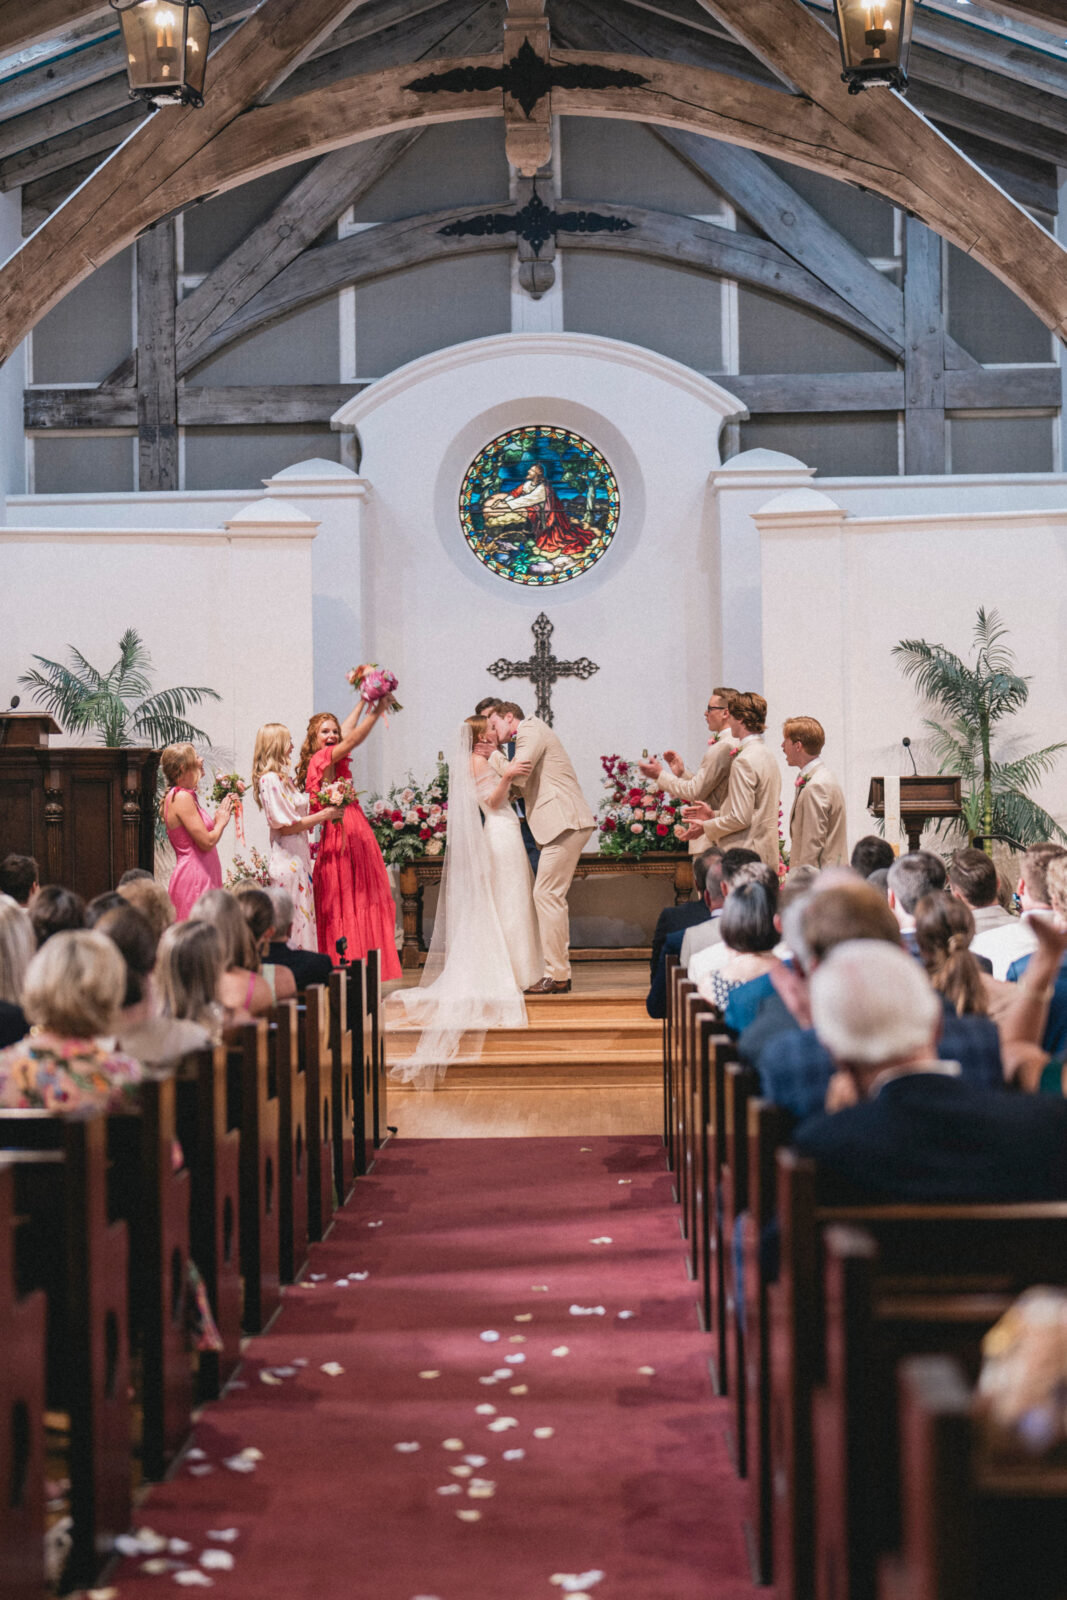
[[387, 959, 661, 1138]]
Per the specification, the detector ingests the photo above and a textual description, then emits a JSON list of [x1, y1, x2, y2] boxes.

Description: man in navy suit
[[793, 940, 1067, 1203]]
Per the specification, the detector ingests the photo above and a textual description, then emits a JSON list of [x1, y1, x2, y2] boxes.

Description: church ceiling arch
[[3, 1, 1067, 358]]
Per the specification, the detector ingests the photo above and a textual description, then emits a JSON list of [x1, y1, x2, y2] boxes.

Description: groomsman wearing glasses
[[638, 686, 739, 854], [679, 691, 781, 871], [781, 716, 848, 872]]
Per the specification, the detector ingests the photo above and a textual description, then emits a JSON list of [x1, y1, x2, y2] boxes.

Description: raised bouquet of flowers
[[348, 662, 402, 716], [313, 776, 360, 825], [597, 753, 691, 860], [224, 846, 271, 889], [367, 761, 448, 866], [211, 771, 248, 843]]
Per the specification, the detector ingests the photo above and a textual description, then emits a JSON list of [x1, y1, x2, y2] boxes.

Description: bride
[[390, 714, 542, 1087]]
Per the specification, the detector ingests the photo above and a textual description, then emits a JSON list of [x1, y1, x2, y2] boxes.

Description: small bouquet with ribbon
[[211, 771, 248, 844], [313, 775, 360, 826], [347, 662, 402, 718]]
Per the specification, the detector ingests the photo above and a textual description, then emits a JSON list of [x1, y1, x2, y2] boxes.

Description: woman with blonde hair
[[0, 893, 35, 1046], [252, 722, 339, 951], [298, 701, 400, 975], [155, 920, 225, 1042], [161, 742, 233, 921], [0, 930, 143, 1109], [188, 888, 272, 1020], [914, 890, 1011, 1021]]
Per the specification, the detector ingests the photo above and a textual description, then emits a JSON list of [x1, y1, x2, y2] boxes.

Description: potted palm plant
[[893, 607, 1067, 853]]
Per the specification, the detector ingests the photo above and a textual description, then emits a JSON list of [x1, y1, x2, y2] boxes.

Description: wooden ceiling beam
[[970, 0, 1067, 34], [0, 1, 108, 60]]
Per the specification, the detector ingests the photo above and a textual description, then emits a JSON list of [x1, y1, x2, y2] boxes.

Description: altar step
[[385, 983, 660, 1089]]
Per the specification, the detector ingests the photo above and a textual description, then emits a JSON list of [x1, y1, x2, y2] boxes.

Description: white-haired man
[[793, 940, 1067, 1203]]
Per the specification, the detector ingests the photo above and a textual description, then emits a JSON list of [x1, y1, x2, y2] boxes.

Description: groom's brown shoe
[[525, 977, 571, 994]]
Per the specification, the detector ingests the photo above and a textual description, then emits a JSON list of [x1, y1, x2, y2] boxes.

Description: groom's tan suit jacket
[[656, 730, 739, 855], [512, 716, 594, 846]]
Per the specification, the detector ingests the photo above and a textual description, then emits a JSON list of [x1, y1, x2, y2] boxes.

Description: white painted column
[[707, 448, 817, 691], [0, 190, 27, 503]]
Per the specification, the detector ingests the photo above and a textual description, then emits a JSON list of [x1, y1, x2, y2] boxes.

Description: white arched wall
[[331, 332, 746, 812]]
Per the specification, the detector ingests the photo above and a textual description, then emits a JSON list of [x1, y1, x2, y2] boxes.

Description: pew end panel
[[367, 949, 389, 1150], [228, 1022, 281, 1334], [328, 970, 356, 1203], [301, 985, 335, 1240], [175, 1047, 242, 1397], [345, 959, 374, 1177], [0, 1156, 47, 1600], [271, 1001, 310, 1285]]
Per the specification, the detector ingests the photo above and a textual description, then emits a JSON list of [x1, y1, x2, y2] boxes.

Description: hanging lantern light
[[832, 0, 915, 94], [109, 0, 211, 108]]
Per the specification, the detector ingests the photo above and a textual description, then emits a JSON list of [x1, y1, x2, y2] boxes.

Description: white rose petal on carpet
[[259, 1372, 283, 1385], [456, 1509, 482, 1522], [509, 1384, 529, 1395], [502, 1448, 526, 1461], [492, 1368, 512, 1378], [436, 1484, 462, 1495], [320, 1363, 345, 1377], [486, 1417, 518, 1432], [418, 1370, 441, 1379], [464, 1454, 487, 1466], [475, 1404, 497, 1416], [479, 1330, 501, 1342], [173, 1573, 213, 1587], [514, 1313, 533, 1321], [200, 1551, 235, 1571], [206, 1531, 239, 1543], [449, 1466, 473, 1478], [442, 1438, 464, 1450], [533, 1427, 555, 1439], [394, 1442, 421, 1453], [589, 1237, 613, 1245], [552, 1347, 570, 1357]]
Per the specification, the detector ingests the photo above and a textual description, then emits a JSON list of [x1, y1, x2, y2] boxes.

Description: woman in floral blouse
[[0, 929, 144, 1110]]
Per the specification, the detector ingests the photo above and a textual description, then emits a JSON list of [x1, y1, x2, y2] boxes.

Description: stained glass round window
[[459, 425, 620, 586]]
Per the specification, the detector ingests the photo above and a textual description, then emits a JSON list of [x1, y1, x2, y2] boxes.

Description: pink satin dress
[[165, 787, 223, 921]]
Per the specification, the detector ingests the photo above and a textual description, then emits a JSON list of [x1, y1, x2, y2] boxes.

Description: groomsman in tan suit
[[782, 716, 848, 871], [637, 686, 739, 854], [487, 701, 595, 994], [680, 691, 782, 871]]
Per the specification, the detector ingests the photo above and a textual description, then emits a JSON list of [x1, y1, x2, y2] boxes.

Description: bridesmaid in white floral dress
[[251, 724, 340, 952]]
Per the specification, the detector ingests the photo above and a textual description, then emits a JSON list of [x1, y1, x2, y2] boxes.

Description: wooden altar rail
[[398, 851, 695, 969], [0, 956, 389, 1593]]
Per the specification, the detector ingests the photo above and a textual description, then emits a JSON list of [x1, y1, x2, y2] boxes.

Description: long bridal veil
[[391, 722, 527, 1088]]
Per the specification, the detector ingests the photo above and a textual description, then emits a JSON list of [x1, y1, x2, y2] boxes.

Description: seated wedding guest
[[0, 894, 34, 1047], [234, 885, 297, 1002], [914, 891, 1011, 1023], [696, 875, 781, 1013], [85, 890, 127, 925], [850, 835, 894, 879], [679, 692, 782, 871], [189, 889, 273, 1020], [866, 867, 890, 897], [29, 883, 85, 948], [886, 850, 947, 955], [722, 866, 818, 1037], [154, 921, 225, 1045], [0, 853, 39, 908], [650, 848, 718, 977], [265, 888, 332, 990], [118, 875, 176, 942], [781, 716, 847, 871], [1006, 853, 1067, 1054], [680, 847, 760, 970], [948, 847, 1015, 940], [794, 940, 1067, 1203], [0, 930, 143, 1110], [97, 903, 212, 1068], [637, 686, 739, 854], [972, 843, 1066, 979], [687, 859, 778, 988], [160, 742, 233, 921], [118, 867, 154, 887], [751, 882, 1003, 1122]]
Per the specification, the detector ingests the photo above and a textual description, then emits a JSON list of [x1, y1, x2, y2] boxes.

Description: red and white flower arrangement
[[367, 763, 448, 866], [597, 754, 689, 859], [313, 776, 360, 825], [211, 771, 249, 843], [347, 662, 402, 716]]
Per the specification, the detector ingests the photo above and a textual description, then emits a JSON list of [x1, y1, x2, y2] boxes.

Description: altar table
[[397, 852, 694, 969]]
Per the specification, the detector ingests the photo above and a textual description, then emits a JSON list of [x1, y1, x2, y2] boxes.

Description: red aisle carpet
[[107, 1137, 757, 1600]]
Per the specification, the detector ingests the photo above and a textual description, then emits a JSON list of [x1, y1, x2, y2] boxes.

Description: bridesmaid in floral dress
[[251, 723, 340, 952], [297, 701, 401, 977], [162, 743, 233, 921]]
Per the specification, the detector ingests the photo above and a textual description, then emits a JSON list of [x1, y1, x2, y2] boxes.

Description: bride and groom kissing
[[393, 698, 594, 1086]]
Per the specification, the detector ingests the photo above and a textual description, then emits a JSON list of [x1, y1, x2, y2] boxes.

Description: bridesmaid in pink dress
[[297, 703, 401, 977], [161, 743, 233, 921]]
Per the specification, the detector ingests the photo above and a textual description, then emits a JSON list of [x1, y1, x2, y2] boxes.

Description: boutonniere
[[795, 771, 813, 791], [729, 746, 740, 760]]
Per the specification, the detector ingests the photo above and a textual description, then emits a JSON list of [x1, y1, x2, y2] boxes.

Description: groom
[[487, 700, 595, 994]]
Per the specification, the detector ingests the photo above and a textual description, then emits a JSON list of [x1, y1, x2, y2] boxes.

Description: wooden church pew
[[721, 1060, 760, 1476], [740, 1098, 794, 1587], [670, 973, 695, 1205], [366, 948, 390, 1150], [328, 969, 356, 1203], [812, 1219, 1067, 1600], [676, 980, 700, 1242], [663, 953, 679, 1164], [695, 1020, 734, 1394], [345, 957, 375, 1177], [174, 1046, 242, 1397], [881, 1354, 1067, 1600], [227, 1021, 281, 1333], [270, 999, 309, 1285], [683, 994, 715, 1267], [770, 1150, 1067, 1600], [0, 1112, 130, 1588], [0, 1155, 47, 1600], [301, 984, 335, 1240]]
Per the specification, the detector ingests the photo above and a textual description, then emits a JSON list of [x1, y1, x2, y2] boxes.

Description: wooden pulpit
[[0, 728, 160, 899], [868, 775, 963, 853]]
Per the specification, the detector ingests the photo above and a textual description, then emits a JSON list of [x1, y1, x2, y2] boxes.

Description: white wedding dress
[[391, 724, 542, 1088]]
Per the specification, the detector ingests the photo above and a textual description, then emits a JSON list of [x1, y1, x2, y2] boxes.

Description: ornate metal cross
[[487, 612, 599, 728]]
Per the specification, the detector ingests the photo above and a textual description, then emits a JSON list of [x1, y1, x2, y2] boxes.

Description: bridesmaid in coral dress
[[297, 702, 401, 978], [161, 743, 233, 921]]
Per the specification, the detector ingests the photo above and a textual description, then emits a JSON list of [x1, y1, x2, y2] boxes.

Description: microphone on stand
[[902, 736, 918, 777], [0, 692, 18, 745]]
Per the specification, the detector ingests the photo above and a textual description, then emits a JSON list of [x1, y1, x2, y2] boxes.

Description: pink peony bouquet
[[313, 776, 361, 825], [211, 771, 249, 843], [347, 662, 402, 715]]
